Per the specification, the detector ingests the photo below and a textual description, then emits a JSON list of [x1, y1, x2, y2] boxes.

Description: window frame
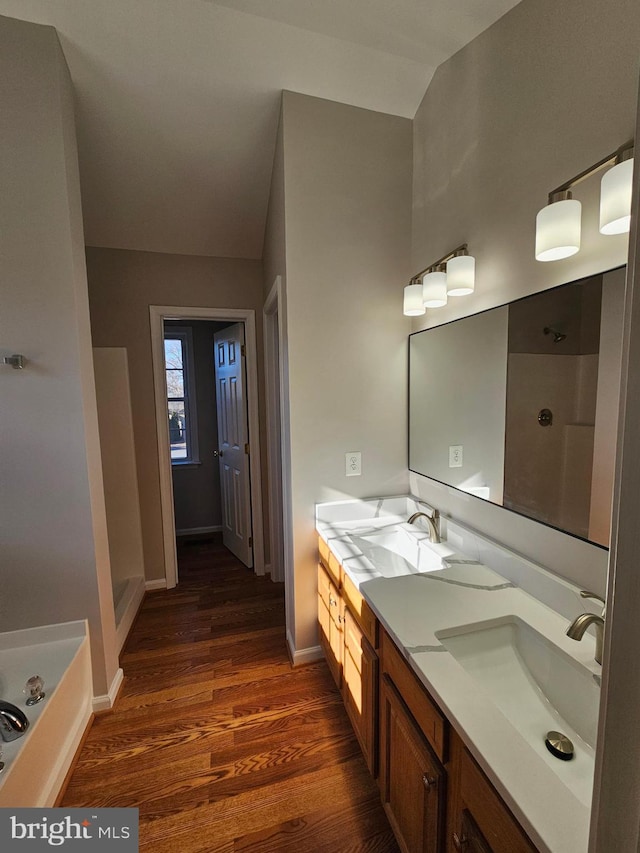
[[163, 325, 200, 466]]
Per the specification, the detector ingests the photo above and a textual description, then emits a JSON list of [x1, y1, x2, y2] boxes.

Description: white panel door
[[214, 323, 253, 568]]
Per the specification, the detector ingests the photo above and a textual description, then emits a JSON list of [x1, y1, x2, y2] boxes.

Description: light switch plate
[[449, 445, 463, 468], [346, 451, 362, 477]]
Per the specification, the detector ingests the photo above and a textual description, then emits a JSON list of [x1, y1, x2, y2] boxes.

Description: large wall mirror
[[409, 267, 626, 548]]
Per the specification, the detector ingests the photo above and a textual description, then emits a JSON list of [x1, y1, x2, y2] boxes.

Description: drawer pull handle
[[422, 773, 437, 790], [338, 614, 345, 624], [329, 596, 337, 607], [452, 831, 468, 850]]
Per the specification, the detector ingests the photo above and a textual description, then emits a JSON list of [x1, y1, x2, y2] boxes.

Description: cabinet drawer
[[318, 535, 332, 570], [317, 563, 341, 622], [381, 629, 447, 763], [318, 537, 342, 586], [343, 624, 378, 775], [344, 604, 366, 673], [458, 747, 537, 853], [342, 570, 378, 649], [318, 592, 331, 644], [317, 563, 331, 610]]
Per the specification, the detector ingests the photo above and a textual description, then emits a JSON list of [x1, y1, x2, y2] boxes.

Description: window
[[164, 326, 199, 464]]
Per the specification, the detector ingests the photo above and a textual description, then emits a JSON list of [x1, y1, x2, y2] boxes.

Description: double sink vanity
[[316, 496, 602, 853]]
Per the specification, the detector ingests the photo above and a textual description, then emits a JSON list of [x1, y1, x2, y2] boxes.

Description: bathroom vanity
[[316, 497, 600, 853]]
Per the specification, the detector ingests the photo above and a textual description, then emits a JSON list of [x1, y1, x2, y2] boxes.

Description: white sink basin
[[436, 616, 599, 805], [351, 527, 444, 577]]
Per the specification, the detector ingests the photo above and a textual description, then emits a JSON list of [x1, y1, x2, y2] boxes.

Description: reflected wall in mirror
[[409, 267, 626, 547]]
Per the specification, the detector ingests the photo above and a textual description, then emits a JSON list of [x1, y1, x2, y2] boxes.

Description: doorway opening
[[150, 306, 265, 588]]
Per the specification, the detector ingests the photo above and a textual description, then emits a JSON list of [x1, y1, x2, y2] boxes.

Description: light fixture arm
[[547, 140, 634, 203], [409, 243, 469, 284]]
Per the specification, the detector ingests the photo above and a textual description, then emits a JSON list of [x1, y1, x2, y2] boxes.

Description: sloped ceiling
[[0, 0, 521, 259]]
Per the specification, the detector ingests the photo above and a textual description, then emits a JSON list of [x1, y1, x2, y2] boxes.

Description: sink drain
[[545, 731, 574, 761]]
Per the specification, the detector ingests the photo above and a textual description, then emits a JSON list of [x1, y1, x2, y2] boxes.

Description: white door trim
[[263, 277, 284, 583], [263, 278, 295, 646], [149, 305, 265, 587]]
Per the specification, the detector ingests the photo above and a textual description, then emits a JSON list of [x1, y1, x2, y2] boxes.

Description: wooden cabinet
[[453, 810, 492, 853], [343, 605, 378, 775], [317, 535, 539, 853], [379, 627, 537, 853], [447, 731, 537, 853], [317, 550, 379, 773], [380, 673, 446, 853], [317, 562, 342, 688]]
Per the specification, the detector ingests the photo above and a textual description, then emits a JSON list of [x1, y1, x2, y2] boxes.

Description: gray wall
[[263, 105, 286, 300], [410, 0, 640, 595], [0, 16, 117, 695], [410, 307, 508, 503], [87, 247, 265, 581], [166, 319, 229, 533], [93, 348, 145, 585], [275, 92, 413, 654]]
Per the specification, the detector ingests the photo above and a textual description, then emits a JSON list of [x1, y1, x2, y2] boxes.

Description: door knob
[[213, 450, 219, 458]]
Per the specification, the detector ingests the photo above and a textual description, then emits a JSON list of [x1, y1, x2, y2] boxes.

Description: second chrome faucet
[[566, 591, 606, 665]]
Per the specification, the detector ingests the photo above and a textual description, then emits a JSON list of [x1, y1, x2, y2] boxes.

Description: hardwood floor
[[62, 536, 399, 852]]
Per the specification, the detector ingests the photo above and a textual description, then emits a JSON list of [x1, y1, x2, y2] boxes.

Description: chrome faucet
[[0, 701, 30, 742], [566, 591, 606, 665], [407, 508, 441, 544]]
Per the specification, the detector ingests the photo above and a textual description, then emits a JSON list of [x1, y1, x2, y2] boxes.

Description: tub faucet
[[566, 591, 606, 665], [0, 701, 30, 741], [407, 508, 441, 544]]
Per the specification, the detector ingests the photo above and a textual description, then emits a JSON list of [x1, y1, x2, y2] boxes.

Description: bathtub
[[0, 620, 92, 806]]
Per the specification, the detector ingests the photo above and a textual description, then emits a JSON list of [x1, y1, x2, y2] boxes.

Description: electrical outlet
[[345, 451, 362, 477], [449, 445, 463, 468]]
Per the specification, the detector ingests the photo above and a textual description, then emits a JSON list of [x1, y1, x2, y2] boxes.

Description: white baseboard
[[287, 630, 324, 666], [145, 578, 167, 591], [92, 667, 124, 713], [115, 576, 145, 654], [175, 524, 222, 536]]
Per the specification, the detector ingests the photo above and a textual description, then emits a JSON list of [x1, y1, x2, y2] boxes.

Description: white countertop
[[316, 496, 599, 853]]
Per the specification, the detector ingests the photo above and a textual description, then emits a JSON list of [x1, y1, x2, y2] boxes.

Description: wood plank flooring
[[62, 536, 399, 852]]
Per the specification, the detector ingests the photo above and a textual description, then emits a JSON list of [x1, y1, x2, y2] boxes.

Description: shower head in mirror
[[543, 326, 567, 343]]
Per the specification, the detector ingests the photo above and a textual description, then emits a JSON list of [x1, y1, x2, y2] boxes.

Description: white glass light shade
[[535, 198, 582, 262], [600, 158, 634, 235], [446, 254, 475, 296], [422, 271, 447, 307], [403, 284, 425, 316]]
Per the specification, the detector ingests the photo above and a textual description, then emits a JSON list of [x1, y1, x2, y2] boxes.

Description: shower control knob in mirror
[[538, 408, 553, 427]]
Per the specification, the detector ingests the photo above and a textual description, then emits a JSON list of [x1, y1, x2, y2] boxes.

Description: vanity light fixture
[[446, 249, 476, 296], [422, 264, 448, 308], [403, 283, 425, 316], [535, 190, 582, 262], [403, 244, 476, 315], [600, 143, 635, 235], [535, 140, 634, 262]]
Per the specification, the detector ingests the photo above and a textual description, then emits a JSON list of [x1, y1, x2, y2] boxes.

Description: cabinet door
[[452, 810, 492, 853], [317, 563, 342, 688], [343, 606, 378, 775], [449, 740, 536, 853], [380, 674, 445, 853]]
